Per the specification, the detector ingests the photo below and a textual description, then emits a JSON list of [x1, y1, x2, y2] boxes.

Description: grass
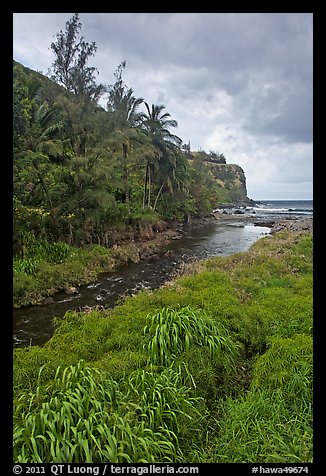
[[13, 241, 140, 308], [13, 230, 313, 463], [14, 361, 205, 463], [144, 306, 239, 368], [208, 333, 312, 463]]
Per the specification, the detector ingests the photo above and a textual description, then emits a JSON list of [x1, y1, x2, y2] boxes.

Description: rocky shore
[[266, 217, 313, 234], [211, 211, 313, 235]]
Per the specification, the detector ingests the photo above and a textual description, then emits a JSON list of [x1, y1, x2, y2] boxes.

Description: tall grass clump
[[145, 307, 239, 366], [144, 306, 241, 398], [14, 360, 206, 463], [13, 257, 40, 275]]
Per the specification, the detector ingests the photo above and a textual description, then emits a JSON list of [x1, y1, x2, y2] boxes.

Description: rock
[[148, 254, 160, 262], [65, 286, 78, 294], [42, 297, 54, 305], [269, 218, 313, 235], [255, 220, 275, 228], [152, 220, 168, 233]]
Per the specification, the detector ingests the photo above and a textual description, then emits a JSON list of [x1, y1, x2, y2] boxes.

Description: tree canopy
[[50, 13, 105, 101], [13, 14, 232, 255]]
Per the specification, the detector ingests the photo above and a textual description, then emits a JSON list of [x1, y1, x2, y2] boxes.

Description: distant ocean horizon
[[247, 199, 313, 219]]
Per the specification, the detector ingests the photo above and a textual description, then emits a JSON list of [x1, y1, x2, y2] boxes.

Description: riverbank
[[13, 212, 313, 309], [13, 229, 313, 463], [13, 219, 186, 309]]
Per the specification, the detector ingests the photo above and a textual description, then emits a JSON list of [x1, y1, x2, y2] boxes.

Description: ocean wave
[[288, 208, 313, 212], [246, 204, 313, 218], [252, 207, 288, 212]]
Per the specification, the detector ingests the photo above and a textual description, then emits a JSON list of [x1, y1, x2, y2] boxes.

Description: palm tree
[[26, 101, 64, 157], [106, 63, 146, 203], [108, 85, 144, 129], [140, 102, 183, 209]]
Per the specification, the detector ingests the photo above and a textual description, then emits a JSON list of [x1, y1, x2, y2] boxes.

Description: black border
[[7, 6, 320, 474]]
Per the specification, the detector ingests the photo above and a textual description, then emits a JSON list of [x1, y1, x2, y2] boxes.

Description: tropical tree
[[106, 61, 144, 128], [13, 67, 66, 208], [140, 102, 185, 210], [53, 93, 105, 157], [50, 13, 105, 101], [106, 62, 147, 203]]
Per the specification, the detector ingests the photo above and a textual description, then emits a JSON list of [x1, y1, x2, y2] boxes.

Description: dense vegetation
[[13, 14, 312, 464], [13, 14, 242, 307], [14, 15, 233, 261], [13, 230, 313, 462]]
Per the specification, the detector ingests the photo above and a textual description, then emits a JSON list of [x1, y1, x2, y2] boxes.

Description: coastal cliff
[[206, 162, 250, 204], [185, 149, 253, 205]]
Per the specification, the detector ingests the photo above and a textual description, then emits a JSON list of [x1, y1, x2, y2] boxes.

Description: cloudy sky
[[13, 12, 313, 200]]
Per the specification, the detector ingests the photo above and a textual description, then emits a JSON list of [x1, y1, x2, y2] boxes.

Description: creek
[[13, 221, 270, 348]]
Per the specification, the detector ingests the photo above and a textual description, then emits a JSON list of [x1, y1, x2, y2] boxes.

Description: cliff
[[206, 162, 251, 204], [186, 150, 253, 205]]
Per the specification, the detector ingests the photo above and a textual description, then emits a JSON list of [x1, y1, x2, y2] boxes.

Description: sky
[[13, 12, 313, 200]]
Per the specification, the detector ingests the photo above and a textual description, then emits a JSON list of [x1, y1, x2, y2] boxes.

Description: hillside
[[186, 149, 253, 204], [207, 162, 250, 203], [13, 59, 255, 251]]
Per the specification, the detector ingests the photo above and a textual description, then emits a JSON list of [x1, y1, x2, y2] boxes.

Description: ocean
[[247, 200, 313, 219]]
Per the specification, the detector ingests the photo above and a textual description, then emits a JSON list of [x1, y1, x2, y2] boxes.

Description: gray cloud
[[13, 12, 313, 199]]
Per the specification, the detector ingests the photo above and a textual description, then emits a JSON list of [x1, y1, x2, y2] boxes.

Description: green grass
[[13, 241, 140, 308], [13, 230, 313, 463], [207, 333, 312, 463], [14, 360, 205, 463]]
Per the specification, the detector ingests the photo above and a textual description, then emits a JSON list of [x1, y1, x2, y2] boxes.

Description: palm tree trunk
[[124, 166, 130, 202], [33, 161, 53, 208], [147, 166, 151, 208], [143, 162, 149, 208], [123, 147, 130, 203], [153, 180, 165, 211]]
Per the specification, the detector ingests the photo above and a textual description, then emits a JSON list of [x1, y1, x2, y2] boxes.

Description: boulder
[[42, 297, 54, 305], [65, 286, 78, 294]]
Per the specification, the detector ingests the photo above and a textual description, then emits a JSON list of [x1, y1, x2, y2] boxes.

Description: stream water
[[13, 221, 270, 348]]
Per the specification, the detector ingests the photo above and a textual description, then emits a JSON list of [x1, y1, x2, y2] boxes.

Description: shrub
[[34, 241, 70, 264], [13, 258, 40, 275]]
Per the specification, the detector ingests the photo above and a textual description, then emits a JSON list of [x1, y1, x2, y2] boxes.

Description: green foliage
[[13, 24, 312, 462], [50, 13, 105, 101], [13, 240, 140, 308], [251, 334, 312, 410], [14, 54, 247, 250], [210, 389, 312, 463], [14, 360, 205, 463], [209, 334, 313, 463], [144, 307, 239, 373], [13, 232, 313, 463], [30, 241, 70, 263], [13, 258, 40, 275], [13, 345, 76, 392]]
